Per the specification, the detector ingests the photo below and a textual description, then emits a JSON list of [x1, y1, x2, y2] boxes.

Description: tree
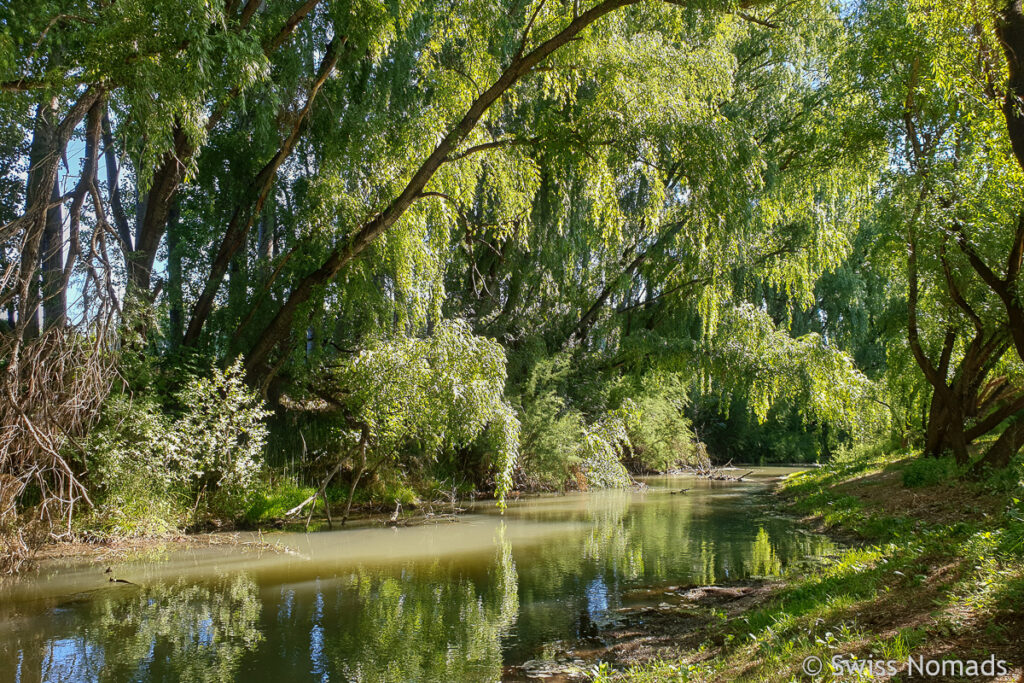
[[849, 0, 1024, 468]]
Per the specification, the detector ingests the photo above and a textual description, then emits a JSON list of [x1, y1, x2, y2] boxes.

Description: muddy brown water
[[0, 468, 836, 681]]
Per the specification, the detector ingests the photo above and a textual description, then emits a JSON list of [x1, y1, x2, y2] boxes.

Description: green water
[[0, 469, 835, 682]]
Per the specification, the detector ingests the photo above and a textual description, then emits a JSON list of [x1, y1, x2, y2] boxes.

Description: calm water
[[0, 469, 835, 682]]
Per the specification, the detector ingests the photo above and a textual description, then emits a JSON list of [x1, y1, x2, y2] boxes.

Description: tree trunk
[[166, 203, 184, 346], [923, 395, 971, 465], [999, 1, 1024, 172], [972, 414, 1024, 474], [20, 97, 59, 340], [182, 35, 343, 347], [40, 178, 65, 329], [342, 435, 368, 527]]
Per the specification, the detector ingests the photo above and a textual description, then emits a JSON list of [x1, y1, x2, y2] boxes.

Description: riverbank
[[15, 499, 475, 571], [589, 446, 1024, 682], [6, 481, 637, 574]]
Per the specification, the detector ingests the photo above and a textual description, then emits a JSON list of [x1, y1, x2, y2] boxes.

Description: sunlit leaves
[[331, 319, 520, 504], [706, 304, 879, 435]]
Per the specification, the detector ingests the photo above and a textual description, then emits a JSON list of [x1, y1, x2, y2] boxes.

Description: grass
[[243, 479, 317, 523], [592, 444, 1024, 681]]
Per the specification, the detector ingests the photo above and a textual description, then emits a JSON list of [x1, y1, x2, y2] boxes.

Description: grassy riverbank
[[592, 446, 1024, 682]]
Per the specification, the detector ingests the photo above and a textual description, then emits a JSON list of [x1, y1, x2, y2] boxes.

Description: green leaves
[[331, 319, 520, 504], [706, 304, 879, 435]]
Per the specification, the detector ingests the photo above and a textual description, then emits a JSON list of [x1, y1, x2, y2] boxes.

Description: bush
[[625, 373, 695, 472], [902, 456, 957, 488], [330, 320, 520, 504], [173, 359, 270, 517], [83, 360, 270, 535], [514, 356, 583, 489], [83, 396, 188, 537], [576, 405, 635, 489]]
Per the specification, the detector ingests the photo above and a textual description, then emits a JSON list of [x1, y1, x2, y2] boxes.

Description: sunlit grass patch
[[589, 658, 718, 682], [591, 448, 1024, 682], [244, 480, 316, 523]]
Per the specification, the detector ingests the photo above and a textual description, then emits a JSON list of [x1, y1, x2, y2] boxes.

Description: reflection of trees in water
[[750, 527, 782, 576], [7, 574, 262, 682], [503, 491, 833, 660], [2, 492, 837, 680], [513, 490, 835, 642], [565, 491, 828, 584], [6, 532, 521, 683], [582, 489, 637, 577], [320, 525, 519, 682]]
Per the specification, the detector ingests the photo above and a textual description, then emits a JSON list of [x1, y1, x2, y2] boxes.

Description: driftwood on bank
[[285, 424, 369, 530], [680, 443, 755, 481]]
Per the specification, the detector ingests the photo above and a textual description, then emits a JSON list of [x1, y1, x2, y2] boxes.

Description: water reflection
[[4, 574, 262, 682], [1, 471, 836, 681], [317, 527, 517, 681]]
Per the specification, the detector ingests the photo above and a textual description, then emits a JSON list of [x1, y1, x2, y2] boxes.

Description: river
[[0, 468, 835, 682]]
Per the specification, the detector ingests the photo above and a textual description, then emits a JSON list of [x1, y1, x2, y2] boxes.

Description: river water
[[0, 469, 835, 682]]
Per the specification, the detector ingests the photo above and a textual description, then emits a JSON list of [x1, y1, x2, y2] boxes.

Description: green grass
[[592, 445, 1024, 682], [901, 456, 958, 488], [244, 480, 316, 523]]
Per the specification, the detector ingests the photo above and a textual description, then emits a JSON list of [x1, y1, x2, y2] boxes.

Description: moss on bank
[[591, 446, 1024, 682]]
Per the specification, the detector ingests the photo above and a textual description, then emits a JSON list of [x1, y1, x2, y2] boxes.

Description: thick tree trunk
[[999, 1, 1024, 172], [972, 415, 1024, 473], [923, 393, 951, 458], [40, 178, 65, 329], [166, 203, 184, 346], [20, 98, 59, 340], [923, 393, 972, 465], [11, 89, 101, 340], [128, 129, 193, 296]]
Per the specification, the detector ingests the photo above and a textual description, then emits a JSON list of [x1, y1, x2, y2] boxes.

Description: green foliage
[[513, 358, 691, 488], [12, 0, 1024, 540], [705, 304, 881, 436], [243, 479, 316, 524], [82, 360, 270, 535], [82, 395, 189, 537], [623, 373, 696, 472], [577, 403, 637, 489], [901, 456, 958, 489], [331, 319, 519, 504], [172, 359, 271, 516], [516, 358, 588, 489]]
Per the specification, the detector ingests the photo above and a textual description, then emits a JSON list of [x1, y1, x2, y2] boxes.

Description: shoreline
[[13, 468, 779, 572], [587, 453, 1024, 682]]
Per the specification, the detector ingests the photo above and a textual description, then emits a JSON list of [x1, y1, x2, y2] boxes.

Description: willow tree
[[851, 0, 1024, 469], [184, 0, 810, 379], [426, 0, 885, 456]]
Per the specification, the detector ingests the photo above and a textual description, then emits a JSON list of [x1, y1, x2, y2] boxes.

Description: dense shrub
[[902, 456, 958, 488], [576, 404, 636, 489], [516, 362, 695, 488], [82, 360, 270, 535], [515, 356, 586, 489], [329, 320, 520, 504], [625, 373, 696, 472]]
